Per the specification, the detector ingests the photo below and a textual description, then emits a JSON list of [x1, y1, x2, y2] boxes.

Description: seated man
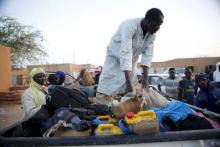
[[47, 72, 61, 94], [22, 68, 47, 119], [195, 73, 220, 114]]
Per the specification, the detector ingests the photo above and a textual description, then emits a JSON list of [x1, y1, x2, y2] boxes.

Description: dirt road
[[0, 103, 23, 130]]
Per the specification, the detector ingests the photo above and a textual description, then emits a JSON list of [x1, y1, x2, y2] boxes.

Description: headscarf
[[195, 73, 209, 83], [55, 70, 65, 79], [29, 68, 46, 107], [55, 70, 66, 85]]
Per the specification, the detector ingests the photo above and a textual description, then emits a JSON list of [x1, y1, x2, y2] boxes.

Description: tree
[[0, 16, 48, 68]]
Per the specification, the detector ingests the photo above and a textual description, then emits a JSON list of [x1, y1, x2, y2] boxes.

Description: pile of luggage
[[9, 86, 220, 137]]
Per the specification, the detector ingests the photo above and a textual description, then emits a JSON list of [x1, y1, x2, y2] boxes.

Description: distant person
[[97, 8, 164, 96], [77, 69, 95, 86], [22, 68, 47, 119], [213, 62, 220, 82], [77, 68, 95, 97], [195, 73, 220, 114], [94, 66, 102, 85], [158, 68, 181, 98], [208, 65, 216, 82], [178, 67, 196, 105]]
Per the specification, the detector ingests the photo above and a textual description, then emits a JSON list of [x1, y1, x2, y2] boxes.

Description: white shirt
[[22, 88, 46, 120], [97, 18, 156, 96], [161, 77, 181, 98]]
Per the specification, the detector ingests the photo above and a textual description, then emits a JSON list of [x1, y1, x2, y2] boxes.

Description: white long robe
[[97, 18, 156, 96], [213, 62, 220, 82]]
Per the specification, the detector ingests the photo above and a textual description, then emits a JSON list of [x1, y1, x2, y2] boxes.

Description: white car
[[148, 74, 168, 92]]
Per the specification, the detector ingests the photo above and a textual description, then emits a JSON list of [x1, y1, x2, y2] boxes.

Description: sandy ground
[[0, 102, 23, 131]]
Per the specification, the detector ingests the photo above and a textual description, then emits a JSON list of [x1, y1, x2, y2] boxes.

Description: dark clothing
[[195, 82, 220, 114], [95, 73, 101, 84], [178, 79, 195, 105], [209, 71, 214, 81]]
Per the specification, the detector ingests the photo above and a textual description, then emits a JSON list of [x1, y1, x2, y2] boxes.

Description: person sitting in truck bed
[[22, 68, 47, 120]]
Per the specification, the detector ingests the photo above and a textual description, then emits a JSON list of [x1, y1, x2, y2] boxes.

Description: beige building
[[0, 45, 12, 91], [12, 63, 97, 86], [150, 57, 220, 74]]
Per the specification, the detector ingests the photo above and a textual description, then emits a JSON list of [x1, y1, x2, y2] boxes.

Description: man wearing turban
[[22, 68, 47, 119]]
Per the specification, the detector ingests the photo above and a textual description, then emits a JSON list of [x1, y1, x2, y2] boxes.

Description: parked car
[[148, 74, 168, 92]]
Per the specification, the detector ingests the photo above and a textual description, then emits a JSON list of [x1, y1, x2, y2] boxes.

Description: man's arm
[[141, 65, 149, 90], [124, 70, 133, 92]]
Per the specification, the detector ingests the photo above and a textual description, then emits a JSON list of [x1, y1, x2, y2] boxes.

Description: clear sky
[[1, 0, 220, 66]]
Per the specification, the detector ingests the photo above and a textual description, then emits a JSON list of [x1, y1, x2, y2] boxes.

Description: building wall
[[0, 45, 12, 91], [12, 68, 28, 85], [25, 63, 83, 83], [151, 57, 220, 73]]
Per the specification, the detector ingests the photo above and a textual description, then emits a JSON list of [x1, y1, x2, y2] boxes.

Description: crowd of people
[[156, 64, 220, 114]]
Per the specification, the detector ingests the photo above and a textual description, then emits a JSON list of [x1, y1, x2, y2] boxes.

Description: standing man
[[158, 68, 181, 99], [213, 62, 220, 82], [97, 8, 164, 96], [178, 67, 196, 105]]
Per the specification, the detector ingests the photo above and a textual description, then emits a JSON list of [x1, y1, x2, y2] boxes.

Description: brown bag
[[54, 127, 91, 137], [129, 119, 160, 135], [112, 98, 141, 118], [142, 89, 168, 108]]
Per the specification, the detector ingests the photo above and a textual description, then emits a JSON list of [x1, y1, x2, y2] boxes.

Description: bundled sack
[[46, 86, 90, 113], [142, 89, 169, 108], [112, 98, 141, 118], [43, 120, 92, 137], [89, 94, 121, 105], [43, 108, 92, 133]]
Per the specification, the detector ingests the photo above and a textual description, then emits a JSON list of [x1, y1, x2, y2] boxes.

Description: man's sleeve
[[140, 35, 155, 67], [23, 91, 41, 119], [119, 22, 136, 71]]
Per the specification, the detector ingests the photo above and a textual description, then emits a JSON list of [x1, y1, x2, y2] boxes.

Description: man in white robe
[[213, 62, 220, 82], [97, 8, 164, 96]]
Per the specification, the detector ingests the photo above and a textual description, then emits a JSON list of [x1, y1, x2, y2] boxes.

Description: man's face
[[147, 16, 163, 34], [197, 78, 208, 89], [185, 69, 192, 79], [33, 73, 46, 85], [169, 70, 176, 79]]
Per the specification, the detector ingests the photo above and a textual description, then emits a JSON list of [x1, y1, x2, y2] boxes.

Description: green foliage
[[0, 16, 48, 67]]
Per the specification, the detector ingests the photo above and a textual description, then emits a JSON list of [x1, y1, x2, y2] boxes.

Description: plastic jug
[[97, 115, 118, 123], [95, 124, 123, 136]]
